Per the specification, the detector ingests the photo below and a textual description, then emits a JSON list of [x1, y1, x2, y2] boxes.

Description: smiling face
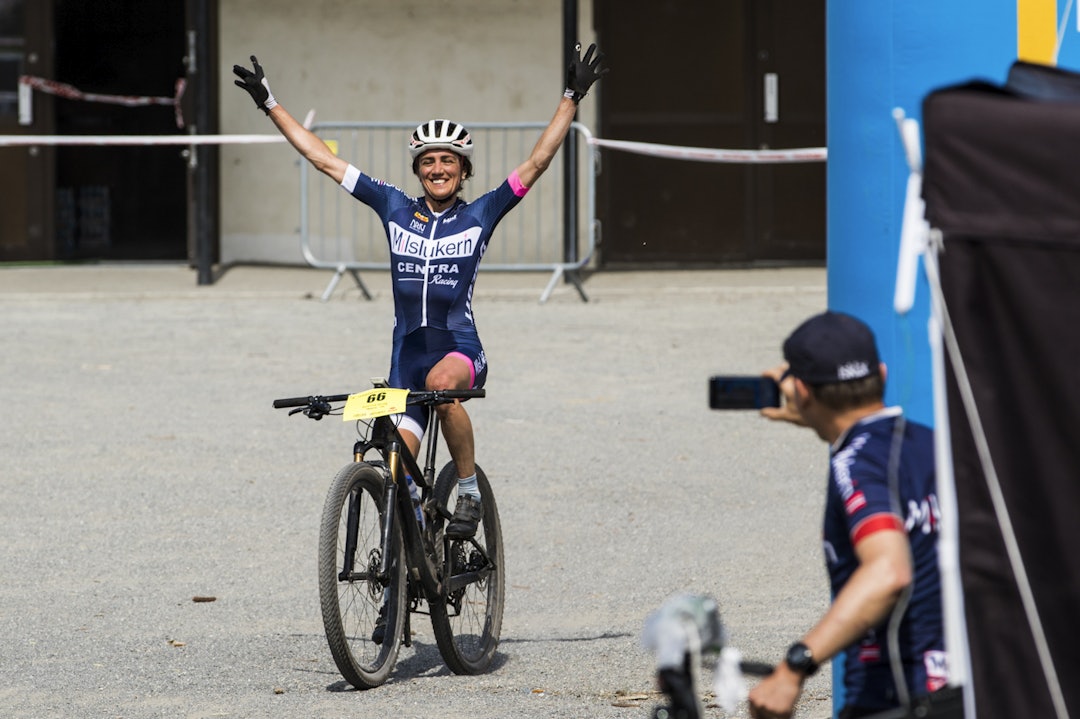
[[415, 150, 465, 212]]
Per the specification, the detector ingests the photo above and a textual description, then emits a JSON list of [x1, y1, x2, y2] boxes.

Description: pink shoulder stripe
[[508, 170, 530, 197]]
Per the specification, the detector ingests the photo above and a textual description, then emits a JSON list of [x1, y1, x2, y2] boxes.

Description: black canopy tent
[[918, 62, 1080, 719]]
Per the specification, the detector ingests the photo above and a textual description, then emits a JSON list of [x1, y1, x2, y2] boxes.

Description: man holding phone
[[747, 311, 949, 719]]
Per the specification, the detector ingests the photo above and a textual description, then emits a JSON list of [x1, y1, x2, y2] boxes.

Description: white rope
[[0, 134, 286, 147], [588, 136, 826, 163]]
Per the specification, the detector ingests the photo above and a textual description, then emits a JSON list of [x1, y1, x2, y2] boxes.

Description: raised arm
[[233, 56, 349, 184], [514, 43, 609, 189]]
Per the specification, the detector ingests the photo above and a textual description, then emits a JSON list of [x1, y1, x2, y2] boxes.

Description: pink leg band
[[446, 351, 476, 388]]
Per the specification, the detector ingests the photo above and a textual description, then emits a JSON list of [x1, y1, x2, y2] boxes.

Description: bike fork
[[339, 489, 361, 581], [379, 447, 401, 581]]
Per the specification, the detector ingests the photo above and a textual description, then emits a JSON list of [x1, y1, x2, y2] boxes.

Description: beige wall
[[218, 0, 596, 265]]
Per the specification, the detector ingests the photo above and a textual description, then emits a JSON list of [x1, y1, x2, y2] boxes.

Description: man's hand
[[747, 663, 804, 719], [565, 42, 609, 103], [760, 363, 806, 426], [233, 55, 278, 114]]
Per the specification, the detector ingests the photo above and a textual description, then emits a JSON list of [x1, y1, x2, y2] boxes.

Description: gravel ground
[[0, 264, 833, 719]]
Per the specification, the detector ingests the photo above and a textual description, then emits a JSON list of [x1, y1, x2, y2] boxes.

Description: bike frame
[[344, 395, 492, 619], [358, 412, 445, 601]]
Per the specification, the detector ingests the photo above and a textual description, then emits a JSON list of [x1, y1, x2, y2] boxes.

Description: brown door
[[594, 0, 825, 266], [0, 0, 55, 261]]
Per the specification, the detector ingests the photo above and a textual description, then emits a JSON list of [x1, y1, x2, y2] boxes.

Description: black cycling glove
[[565, 42, 609, 104], [233, 55, 278, 114]]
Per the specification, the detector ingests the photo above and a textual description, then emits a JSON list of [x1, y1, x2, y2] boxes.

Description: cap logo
[[836, 361, 871, 381]]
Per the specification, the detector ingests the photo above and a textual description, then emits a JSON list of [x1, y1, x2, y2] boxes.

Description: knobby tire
[[430, 463, 505, 675], [318, 462, 406, 689]]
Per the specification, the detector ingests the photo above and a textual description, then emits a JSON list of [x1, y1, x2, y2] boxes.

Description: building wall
[[218, 0, 596, 264]]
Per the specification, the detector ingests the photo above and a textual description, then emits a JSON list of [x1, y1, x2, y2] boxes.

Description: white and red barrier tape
[[18, 75, 187, 129], [0, 134, 286, 146], [588, 137, 827, 163], [0, 110, 827, 163]]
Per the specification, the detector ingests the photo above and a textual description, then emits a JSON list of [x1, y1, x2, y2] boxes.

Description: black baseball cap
[[782, 311, 881, 384]]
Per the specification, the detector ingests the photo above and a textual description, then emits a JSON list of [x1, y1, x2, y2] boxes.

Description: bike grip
[[739, 660, 776, 677], [273, 396, 312, 408], [444, 389, 485, 399]]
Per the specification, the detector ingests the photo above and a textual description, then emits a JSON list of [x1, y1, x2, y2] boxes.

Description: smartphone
[[709, 375, 780, 410]]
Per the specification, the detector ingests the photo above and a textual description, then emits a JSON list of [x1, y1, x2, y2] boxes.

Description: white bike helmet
[[408, 119, 473, 159]]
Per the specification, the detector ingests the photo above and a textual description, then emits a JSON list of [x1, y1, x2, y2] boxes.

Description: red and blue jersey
[[824, 408, 947, 713]]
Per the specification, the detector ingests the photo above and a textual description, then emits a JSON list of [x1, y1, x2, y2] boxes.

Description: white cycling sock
[[457, 473, 480, 499]]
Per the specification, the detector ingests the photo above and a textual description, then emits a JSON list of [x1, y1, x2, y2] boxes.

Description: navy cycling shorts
[[388, 327, 488, 440]]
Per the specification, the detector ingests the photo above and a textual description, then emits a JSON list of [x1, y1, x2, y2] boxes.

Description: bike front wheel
[[430, 462, 505, 675], [318, 462, 406, 689]]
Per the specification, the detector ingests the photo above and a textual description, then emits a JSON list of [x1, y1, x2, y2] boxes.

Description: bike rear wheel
[[430, 463, 505, 674], [318, 462, 406, 689]]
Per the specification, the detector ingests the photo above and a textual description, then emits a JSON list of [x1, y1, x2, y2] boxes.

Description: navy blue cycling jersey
[[341, 164, 526, 345], [825, 408, 947, 713], [340, 164, 527, 436]]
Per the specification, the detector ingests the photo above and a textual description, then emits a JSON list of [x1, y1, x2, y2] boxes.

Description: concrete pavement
[[1, 261, 833, 719]]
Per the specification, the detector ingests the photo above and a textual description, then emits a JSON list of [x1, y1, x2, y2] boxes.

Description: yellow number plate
[[342, 388, 409, 421]]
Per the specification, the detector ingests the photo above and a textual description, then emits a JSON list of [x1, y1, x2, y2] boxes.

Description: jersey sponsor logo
[[857, 631, 881, 663], [409, 218, 427, 233], [831, 433, 867, 500], [905, 494, 941, 535], [924, 650, 949, 692], [844, 491, 867, 515], [427, 272, 459, 289], [389, 224, 475, 261], [414, 210, 429, 223], [473, 349, 487, 375], [858, 643, 881, 663], [397, 261, 461, 283]]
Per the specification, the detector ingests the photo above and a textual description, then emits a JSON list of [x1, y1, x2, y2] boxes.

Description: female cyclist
[[234, 45, 607, 538]]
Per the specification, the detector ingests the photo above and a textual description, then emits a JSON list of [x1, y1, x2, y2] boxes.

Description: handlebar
[[272, 388, 485, 411]]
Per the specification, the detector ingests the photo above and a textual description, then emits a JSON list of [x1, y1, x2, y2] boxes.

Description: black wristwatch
[[784, 641, 819, 676]]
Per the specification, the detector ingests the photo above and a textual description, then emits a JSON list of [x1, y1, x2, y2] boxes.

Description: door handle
[[764, 72, 778, 123]]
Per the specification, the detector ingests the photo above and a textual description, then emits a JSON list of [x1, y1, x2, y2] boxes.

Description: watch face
[[785, 642, 818, 675]]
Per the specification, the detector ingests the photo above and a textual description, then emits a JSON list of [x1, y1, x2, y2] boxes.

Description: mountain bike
[[273, 381, 504, 689]]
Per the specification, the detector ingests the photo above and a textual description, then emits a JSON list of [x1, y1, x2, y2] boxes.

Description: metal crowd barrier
[[299, 121, 597, 303]]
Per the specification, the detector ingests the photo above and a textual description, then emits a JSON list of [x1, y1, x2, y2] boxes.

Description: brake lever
[[305, 399, 332, 420], [286, 398, 332, 420]]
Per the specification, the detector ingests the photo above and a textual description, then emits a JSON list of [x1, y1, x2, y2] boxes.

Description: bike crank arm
[[446, 566, 492, 594]]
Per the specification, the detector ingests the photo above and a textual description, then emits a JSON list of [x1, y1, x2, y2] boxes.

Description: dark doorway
[[52, 0, 188, 261], [0, 0, 54, 261], [593, 0, 825, 267]]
